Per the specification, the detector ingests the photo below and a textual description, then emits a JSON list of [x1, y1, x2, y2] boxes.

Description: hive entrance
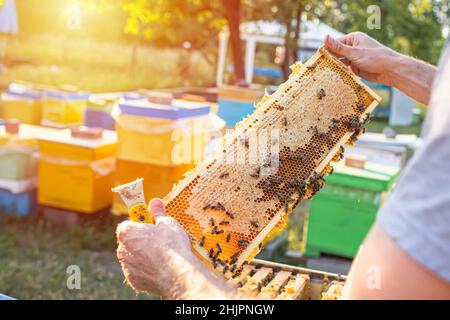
[[163, 48, 381, 278]]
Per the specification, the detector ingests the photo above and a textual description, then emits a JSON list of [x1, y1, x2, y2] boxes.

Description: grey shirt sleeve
[[377, 46, 450, 283], [377, 133, 450, 282]]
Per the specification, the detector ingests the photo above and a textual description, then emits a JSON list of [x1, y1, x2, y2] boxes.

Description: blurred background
[[0, 0, 449, 299]]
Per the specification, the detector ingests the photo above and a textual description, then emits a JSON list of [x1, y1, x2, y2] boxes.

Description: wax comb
[[163, 47, 381, 277]]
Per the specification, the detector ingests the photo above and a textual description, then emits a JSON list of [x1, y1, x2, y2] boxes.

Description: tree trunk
[[282, 3, 302, 80], [293, 3, 302, 62], [222, 0, 245, 84]]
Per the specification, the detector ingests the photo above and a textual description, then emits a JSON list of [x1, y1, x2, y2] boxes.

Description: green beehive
[[305, 160, 400, 258], [0, 123, 57, 180]]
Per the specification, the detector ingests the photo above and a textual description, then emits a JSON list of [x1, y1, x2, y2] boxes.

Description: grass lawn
[[0, 213, 157, 300]]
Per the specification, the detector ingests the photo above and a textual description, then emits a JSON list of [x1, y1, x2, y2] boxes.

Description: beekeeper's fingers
[[148, 198, 167, 222]]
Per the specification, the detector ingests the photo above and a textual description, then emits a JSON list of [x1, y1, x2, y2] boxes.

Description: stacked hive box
[[112, 95, 225, 215], [42, 86, 90, 128], [1, 82, 44, 125], [305, 158, 399, 258], [0, 121, 58, 216], [37, 127, 117, 214], [84, 94, 120, 130], [217, 85, 265, 127]]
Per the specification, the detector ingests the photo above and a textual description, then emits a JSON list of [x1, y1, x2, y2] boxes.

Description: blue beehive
[[0, 188, 36, 217], [217, 85, 264, 127]]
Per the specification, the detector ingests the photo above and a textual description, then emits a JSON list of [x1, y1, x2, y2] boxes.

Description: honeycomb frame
[[163, 47, 381, 277]]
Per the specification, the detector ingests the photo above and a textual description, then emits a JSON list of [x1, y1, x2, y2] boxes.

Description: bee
[[199, 236, 205, 247], [211, 226, 218, 234], [249, 167, 260, 178], [238, 239, 249, 248], [230, 252, 239, 264], [307, 65, 316, 71], [241, 137, 250, 148], [250, 220, 259, 229], [216, 243, 222, 253], [225, 211, 235, 219], [219, 220, 230, 226], [356, 103, 365, 112], [230, 264, 237, 273], [202, 204, 211, 210], [317, 88, 326, 100], [216, 229, 224, 235], [210, 217, 215, 226], [226, 232, 231, 243], [209, 248, 214, 258], [298, 152, 308, 163], [219, 172, 229, 179], [222, 265, 229, 274], [282, 117, 288, 126], [213, 251, 220, 260], [258, 243, 263, 250]]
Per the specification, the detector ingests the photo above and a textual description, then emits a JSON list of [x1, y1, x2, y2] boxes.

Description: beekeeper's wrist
[[161, 250, 240, 300]]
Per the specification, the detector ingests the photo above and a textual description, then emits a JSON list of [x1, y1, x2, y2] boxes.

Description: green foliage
[[322, 0, 448, 64], [121, 0, 227, 51]]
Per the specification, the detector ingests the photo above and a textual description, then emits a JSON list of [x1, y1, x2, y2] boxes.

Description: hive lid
[[122, 92, 147, 101], [327, 160, 400, 191], [38, 128, 117, 148], [118, 99, 211, 120], [0, 123, 59, 140], [6, 83, 44, 100], [45, 89, 90, 101]]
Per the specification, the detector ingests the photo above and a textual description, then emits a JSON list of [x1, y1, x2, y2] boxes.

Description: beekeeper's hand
[[116, 198, 241, 299], [324, 32, 436, 105]]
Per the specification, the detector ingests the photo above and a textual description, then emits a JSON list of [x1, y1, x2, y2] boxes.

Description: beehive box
[[116, 99, 225, 166], [37, 128, 117, 213], [42, 88, 89, 128], [0, 188, 36, 217], [218, 85, 265, 127], [306, 160, 400, 258], [111, 159, 193, 215], [240, 259, 345, 300], [84, 94, 119, 130], [0, 123, 58, 180], [163, 48, 381, 276], [1, 83, 44, 125]]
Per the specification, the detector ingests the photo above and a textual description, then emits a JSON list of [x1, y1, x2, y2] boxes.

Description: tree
[[121, 0, 227, 68], [222, 0, 245, 83], [242, 0, 334, 80]]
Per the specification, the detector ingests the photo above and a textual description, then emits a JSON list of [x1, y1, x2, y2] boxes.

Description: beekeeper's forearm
[[388, 53, 437, 105]]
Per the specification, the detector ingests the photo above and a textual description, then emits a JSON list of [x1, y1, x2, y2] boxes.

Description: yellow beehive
[[116, 109, 225, 166], [38, 127, 117, 213], [1, 83, 44, 125], [113, 99, 225, 215], [163, 48, 381, 276], [41, 87, 89, 128]]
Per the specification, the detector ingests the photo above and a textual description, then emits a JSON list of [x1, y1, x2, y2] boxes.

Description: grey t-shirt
[[377, 44, 450, 282]]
